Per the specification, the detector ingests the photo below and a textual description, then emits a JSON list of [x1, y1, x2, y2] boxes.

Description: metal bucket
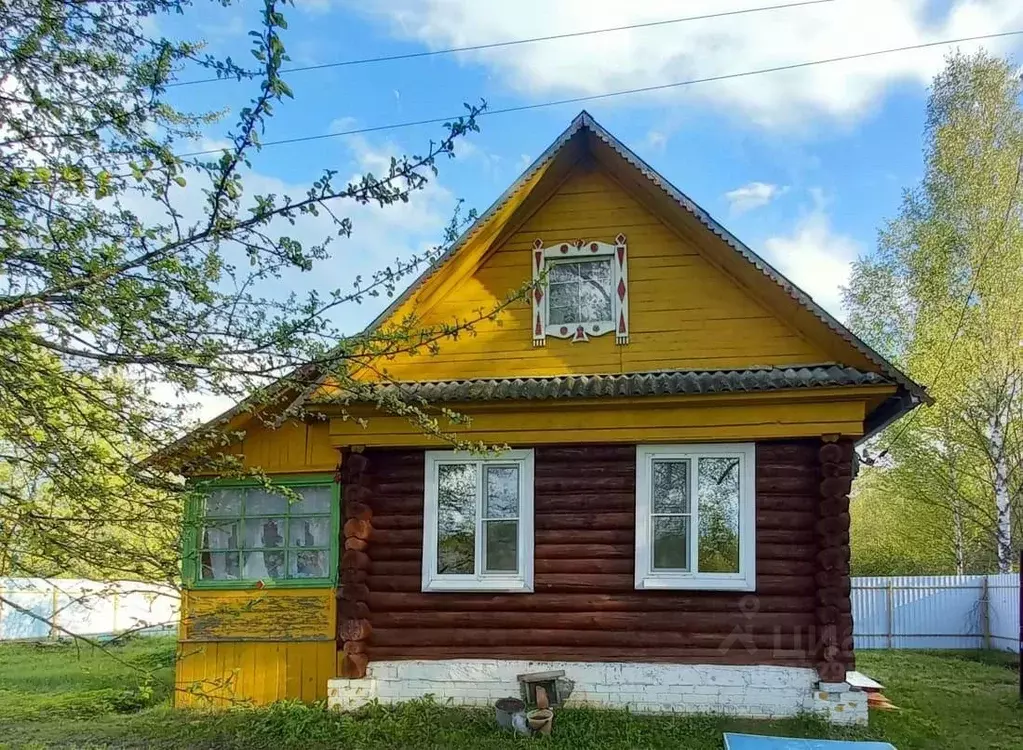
[[494, 697, 526, 730]]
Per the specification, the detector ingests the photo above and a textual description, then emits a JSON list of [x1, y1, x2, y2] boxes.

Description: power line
[[169, 0, 839, 88], [873, 150, 1023, 462], [177, 29, 1023, 158]]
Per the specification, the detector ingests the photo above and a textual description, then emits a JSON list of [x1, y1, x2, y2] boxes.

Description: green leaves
[[848, 51, 1023, 575]]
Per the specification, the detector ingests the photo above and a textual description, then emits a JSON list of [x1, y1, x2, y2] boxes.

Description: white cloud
[[725, 182, 787, 214], [349, 0, 1023, 127], [762, 193, 862, 319], [645, 130, 668, 152]]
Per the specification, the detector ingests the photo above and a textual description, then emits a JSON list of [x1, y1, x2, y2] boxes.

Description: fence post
[[980, 577, 991, 650], [886, 579, 894, 649], [49, 586, 59, 640]]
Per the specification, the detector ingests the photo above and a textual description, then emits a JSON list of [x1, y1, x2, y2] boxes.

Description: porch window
[[188, 475, 338, 588], [634, 444, 756, 591], [422, 450, 534, 592]]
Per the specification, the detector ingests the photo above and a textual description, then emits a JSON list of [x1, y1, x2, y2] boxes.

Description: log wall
[[357, 441, 840, 668]]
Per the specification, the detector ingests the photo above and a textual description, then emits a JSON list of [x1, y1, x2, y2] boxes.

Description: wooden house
[[174, 112, 924, 724]]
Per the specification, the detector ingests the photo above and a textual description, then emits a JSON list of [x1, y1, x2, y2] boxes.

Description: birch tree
[[845, 51, 1023, 573]]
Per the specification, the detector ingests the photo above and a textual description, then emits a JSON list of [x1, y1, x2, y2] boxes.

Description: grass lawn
[[0, 638, 1020, 749]]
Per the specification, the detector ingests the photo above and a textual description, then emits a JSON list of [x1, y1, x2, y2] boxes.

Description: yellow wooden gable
[[329, 112, 916, 391]]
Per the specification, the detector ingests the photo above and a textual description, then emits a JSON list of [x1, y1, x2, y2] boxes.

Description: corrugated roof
[[311, 365, 892, 405]]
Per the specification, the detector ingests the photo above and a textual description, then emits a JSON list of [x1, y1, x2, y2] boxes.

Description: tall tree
[[845, 51, 1023, 573], [0, 0, 503, 589]]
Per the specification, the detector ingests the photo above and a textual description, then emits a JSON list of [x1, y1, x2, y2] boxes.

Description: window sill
[[185, 578, 336, 590], [634, 574, 755, 592], [422, 576, 533, 594]]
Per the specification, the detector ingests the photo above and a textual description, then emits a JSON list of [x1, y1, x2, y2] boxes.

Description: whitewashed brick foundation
[[327, 660, 866, 725]]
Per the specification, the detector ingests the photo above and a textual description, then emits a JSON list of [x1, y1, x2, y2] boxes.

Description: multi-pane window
[[192, 478, 337, 586], [547, 258, 613, 327], [423, 450, 534, 592], [635, 444, 755, 591]]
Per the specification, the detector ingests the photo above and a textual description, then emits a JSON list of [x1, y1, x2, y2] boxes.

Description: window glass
[[548, 258, 613, 325], [436, 463, 477, 575], [697, 457, 741, 574], [650, 459, 690, 571], [195, 482, 334, 583]]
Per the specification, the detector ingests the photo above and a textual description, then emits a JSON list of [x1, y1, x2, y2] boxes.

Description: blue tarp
[[724, 734, 896, 750]]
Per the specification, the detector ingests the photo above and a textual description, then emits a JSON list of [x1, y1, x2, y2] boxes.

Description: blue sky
[[156, 0, 1023, 332]]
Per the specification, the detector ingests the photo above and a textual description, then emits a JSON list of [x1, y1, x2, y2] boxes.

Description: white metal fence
[[0, 578, 178, 641], [852, 574, 1020, 653], [0, 575, 1019, 652]]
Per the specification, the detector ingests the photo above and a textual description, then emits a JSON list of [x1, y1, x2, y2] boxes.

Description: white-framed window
[[635, 443, 756, 591], [530, 236, 629, 345], [422, 449, 534, 593]]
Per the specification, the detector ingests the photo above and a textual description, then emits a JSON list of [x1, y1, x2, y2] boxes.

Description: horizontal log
[[342, 640, 367, 655], [535, 558, 633, 574], [756, 495, 817, 513], [370, 627, 814, 650], [535, 512, 633, 531], [372, 514, 423, 531], [535, 461, 634, 478], [756, 441, 819, 462], [756, 544, 816, 561], [757, 560, 815, 576], [535, 477, 633, 494], [536, 529, 632, 545], [371, 611, 815, 632], [368, 592, 815, 614], [372, 528, 423, 547], [344, 519, 373, 541], [536, 543, 632, 559], [345, 538, 369, 552], [370, 560, 420, 576], [365, 449, 422, 467], [756, 528, 815, 545], [372, 482, 424, 499], [755, 476, 817, 494], [369, 546, 421, 561], [534, 493, 635, 513], [371, 496, 423, 515], [536, 445, 635, 462], [367, 646, 814, 666], [756, 510, 815, 531]]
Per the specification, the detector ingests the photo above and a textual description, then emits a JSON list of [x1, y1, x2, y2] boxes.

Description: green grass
[[0, 638, 1019, 749]]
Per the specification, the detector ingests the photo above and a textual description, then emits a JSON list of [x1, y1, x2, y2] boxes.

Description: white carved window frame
[[531, 234, 629, 346]]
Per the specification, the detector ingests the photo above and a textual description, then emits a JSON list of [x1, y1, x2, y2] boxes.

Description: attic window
[[531, 235, 629, 345]]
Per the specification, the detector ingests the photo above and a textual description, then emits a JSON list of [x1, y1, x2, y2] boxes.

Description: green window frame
[[182, 473, 340, 590]]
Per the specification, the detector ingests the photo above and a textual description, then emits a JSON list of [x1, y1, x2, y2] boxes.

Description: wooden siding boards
[[362, 442, 833, 668], [367, 167, 830, 384]]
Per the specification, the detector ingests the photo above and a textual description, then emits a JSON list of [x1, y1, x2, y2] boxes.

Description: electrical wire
[[176, 30, 1023, 158], [168, 0, 840, 87]]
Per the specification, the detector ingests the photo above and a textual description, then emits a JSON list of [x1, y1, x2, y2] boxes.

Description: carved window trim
[[634, 444, 756, 592], [531, 235, 629, 346]]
